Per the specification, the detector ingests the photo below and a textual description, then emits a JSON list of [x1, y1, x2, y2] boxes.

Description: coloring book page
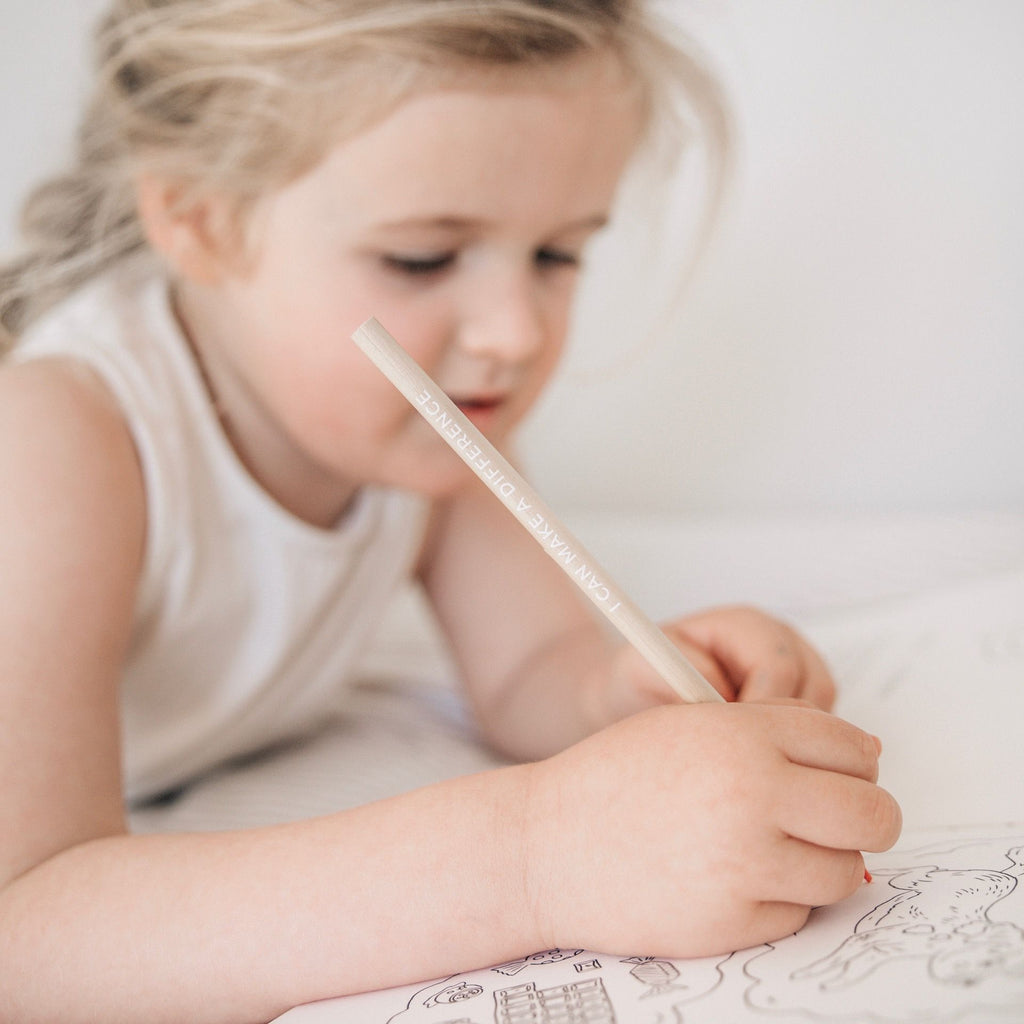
[[273, 826, 1024, 1024]]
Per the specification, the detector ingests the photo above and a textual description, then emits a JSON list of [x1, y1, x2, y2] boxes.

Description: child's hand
[[522, 701, 900, 959], [599, 605, 835, 720]]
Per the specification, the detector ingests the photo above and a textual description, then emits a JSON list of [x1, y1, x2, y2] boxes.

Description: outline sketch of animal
[[792, 846, 1024, 990]]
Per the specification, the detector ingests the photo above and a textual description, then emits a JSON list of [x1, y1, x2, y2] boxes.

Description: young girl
[[0, 2, 901, 1021]]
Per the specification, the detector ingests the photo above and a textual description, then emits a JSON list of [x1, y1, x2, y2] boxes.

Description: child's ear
[[135, 174, 242, 284]]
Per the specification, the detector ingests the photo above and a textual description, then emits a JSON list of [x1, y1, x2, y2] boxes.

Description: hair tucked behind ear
[[0, 0, 730, 350]]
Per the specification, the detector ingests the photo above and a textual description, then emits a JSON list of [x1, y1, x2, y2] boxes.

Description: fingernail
[[871, 734, 883, 755]]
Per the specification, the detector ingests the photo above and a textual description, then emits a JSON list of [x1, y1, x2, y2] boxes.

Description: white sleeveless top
[[14, 260, 429, 802]]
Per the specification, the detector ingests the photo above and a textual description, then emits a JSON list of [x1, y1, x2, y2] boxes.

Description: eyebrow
[[371, 213, 610, 235]]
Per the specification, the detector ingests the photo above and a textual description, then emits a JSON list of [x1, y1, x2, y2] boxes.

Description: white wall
[[0, 0, 106, 252], [3, 1, 1021, 517], [522, 0, 1024, 516]]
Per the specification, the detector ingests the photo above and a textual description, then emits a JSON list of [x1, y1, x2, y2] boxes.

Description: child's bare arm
[[0, 362, 140, 887], [0, 364, 539, 1021], [1, 769, 537, 1022]]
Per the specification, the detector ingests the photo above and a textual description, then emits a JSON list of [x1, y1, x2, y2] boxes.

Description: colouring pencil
[[351, 317, 724, 706]]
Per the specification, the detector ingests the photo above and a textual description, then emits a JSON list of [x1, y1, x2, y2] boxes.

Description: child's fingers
[[670, 606, 792, 685], [767, 705, 883, 782], [741, 902, 815, 951], [743, 637, 835, 707], [796, 640, 837, 707], [740, 633, 835, 706], [777, 764, 902, 853], [757, 839, 867, 908], [671, 608, 835, 707]]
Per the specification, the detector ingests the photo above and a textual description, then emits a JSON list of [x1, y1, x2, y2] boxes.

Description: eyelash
[[381, 248, 581, 277], [381, 253, 456, 276], [536, 247, 580, 269]]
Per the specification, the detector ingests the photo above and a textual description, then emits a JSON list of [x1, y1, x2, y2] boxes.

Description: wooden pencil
[[351, 317, 723, 706]]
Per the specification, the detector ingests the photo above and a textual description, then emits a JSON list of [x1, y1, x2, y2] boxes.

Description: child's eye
[[381, 252, 456, 276], [535, 247, 580, 270]]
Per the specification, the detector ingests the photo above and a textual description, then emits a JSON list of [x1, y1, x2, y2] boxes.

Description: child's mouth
[[451, 395, 504, 429]]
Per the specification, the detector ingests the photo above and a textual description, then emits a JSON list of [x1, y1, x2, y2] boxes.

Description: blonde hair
[[0, 0, 730, 348]]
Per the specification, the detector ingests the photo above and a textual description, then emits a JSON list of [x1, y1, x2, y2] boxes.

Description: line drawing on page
[[743, 833, 1024, 1022], [422, 983, 484, 1009], [379, 835, 1024, 1023], [289, 834, 1024, 1024], [491, 949, 584, 976], [792, 851, 1024, 990], [385, 949, 729, 1024], [623, 958, 689, 998], [494, 977, 616, 1023]]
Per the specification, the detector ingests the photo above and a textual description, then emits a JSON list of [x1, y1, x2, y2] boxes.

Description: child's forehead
[[346, 44, 643, 141], [313, 61, 643, 218], [248, 61, 638, 245], [347, 49, 641, 154], [236, 47, 645, 246]]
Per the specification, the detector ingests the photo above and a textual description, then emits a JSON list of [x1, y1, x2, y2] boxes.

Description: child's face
[[183, 52, 642, 521]]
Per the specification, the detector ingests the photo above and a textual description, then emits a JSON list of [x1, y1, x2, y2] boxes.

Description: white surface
[[2, 2, 1022, 517]]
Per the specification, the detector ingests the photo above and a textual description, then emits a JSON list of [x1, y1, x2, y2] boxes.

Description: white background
[[3, 1, 1021, 517]]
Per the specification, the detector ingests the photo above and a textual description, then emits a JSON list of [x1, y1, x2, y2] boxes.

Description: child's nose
[[459, 276, 545, 365]]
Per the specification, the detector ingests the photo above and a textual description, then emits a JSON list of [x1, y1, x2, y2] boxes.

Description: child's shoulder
[[0, 355, 146, 558], [0, 349, 139, 467], [7, 258, 190, 446], [2, 253, 155, 436]]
